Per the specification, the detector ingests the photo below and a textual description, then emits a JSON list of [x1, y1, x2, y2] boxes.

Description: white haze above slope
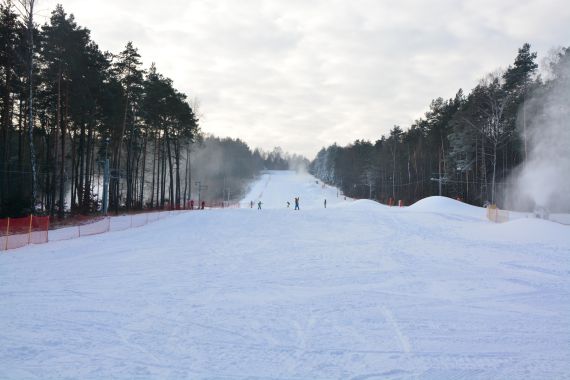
[[508, 51, 570, 212]]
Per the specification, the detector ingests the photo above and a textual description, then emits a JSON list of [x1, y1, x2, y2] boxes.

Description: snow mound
[[408, 196, 485, 218], [340, 199, 386, 210], [474, 217, 570, 245]]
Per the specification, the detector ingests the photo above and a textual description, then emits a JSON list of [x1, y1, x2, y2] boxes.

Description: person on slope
[[201, 201, 205, 210], [190, 199, 194, 210], [250, 200, 254, 208], [287, 201, 290, 208], [294, 197, 300, 210], [258, 201, 263, 210], [324, 199, 327, 208]]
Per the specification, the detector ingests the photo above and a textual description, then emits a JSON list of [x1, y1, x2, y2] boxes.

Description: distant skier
[[258, 201, 263, 210], [201, 201, 205, 210], [250, 200, 254, 208], [287, 201, 290, 208], [190, 199, 194, 210], [294, 197, 300, 210], [324, 199, 327, 208]]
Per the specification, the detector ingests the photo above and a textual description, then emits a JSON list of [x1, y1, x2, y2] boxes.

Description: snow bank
[[339, 199, 385, 211], [408, 196, 485, 218], [472, 217, 570, 245], [551, 213, 570, 225]]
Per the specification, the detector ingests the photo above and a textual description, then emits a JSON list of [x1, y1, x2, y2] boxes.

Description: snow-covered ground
[[1, 170, 569, 379]]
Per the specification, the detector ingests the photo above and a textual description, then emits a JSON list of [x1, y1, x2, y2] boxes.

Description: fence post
[[4, 218, 10, 250], [28, 215, 33, 244]]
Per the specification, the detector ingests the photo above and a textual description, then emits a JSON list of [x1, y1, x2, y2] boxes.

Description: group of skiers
[[189, 200, 206, 210], [250, 197, 327, 210], [189, 196, 326, 211]]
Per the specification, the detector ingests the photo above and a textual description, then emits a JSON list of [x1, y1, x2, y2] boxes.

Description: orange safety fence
[[30, 215, 50, 244], [131, 213, 149, 228], [1, 202, 243, 251], [109, 215, 132, 232], [80, 217, 111, 237], [207, 201, 241, 209], [0, 215, 50, 251]]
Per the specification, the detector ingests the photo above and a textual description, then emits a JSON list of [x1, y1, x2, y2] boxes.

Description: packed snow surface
[[1, 170, 569, 379]]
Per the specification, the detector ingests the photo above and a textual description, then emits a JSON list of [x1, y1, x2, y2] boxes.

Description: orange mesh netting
[[79, 217, 110, 237], [0, 216, 50, 251]]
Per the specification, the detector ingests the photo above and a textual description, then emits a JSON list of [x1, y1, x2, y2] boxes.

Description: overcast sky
[[38, 0, 570, 158]]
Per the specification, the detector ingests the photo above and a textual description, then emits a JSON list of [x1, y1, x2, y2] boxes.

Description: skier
[[258, 201, 263, 210], [201, 201, 205, 210], [324, 199, 327, 208], [250, 200, 254, 209], [287, 201, 290, 208], [190, 199, 194, 210], [294, 197, 300, 210]]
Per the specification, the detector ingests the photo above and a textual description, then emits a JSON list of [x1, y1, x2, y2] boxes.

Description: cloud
[[39, 0, 570, 158]]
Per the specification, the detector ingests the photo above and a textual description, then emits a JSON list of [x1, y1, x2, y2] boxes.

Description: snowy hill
[[1, 171, 569, 379], [407, 195, 486, 218]]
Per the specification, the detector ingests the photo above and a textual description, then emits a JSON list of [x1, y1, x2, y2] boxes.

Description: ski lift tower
[[430, 172, 448, 196], [195, 181, 208, 206]]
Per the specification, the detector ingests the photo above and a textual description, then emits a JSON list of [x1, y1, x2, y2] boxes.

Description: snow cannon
[[533, 206, 550, 220]]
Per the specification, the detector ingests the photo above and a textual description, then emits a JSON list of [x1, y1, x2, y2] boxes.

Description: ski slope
[[1, 170, 569, 379], [241, 170, 343, 209]]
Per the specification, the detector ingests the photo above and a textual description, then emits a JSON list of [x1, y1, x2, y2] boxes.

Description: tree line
[[0, 2, 202, 217], [310, 44, 569, 210], [0, 2, 315, 218]]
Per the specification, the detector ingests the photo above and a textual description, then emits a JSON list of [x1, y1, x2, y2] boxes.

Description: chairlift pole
[[430, 173, 446, 196], [195, 181, 208, 206]]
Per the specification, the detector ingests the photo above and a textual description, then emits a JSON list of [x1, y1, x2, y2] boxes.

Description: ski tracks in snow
[[381, 307, 412, 354]]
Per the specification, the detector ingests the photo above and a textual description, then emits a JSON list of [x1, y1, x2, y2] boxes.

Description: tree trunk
[[491, 142, 497, 204], [139, 134, 147, 208], [26, 0, 37, 212], [83, 123, 93, 212], [174, 139, 181, 207], [150, 134, 156, 207], [183, 142, 190, 204], [1, 65, 12, 206], [480, 133, 487, 202], [78, 122, 86, 210], [392, 147, 396, 200], [165, 129, 174, 209], [57, 71, 65, 218]]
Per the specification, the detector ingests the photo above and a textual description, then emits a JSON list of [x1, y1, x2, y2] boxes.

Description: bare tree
[[479, 74, 512, 204]]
